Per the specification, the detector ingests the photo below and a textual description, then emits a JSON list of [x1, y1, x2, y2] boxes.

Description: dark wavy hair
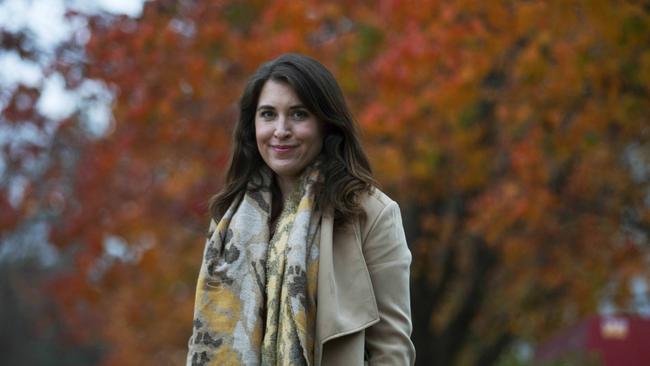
[[209, 53, 375, 224]]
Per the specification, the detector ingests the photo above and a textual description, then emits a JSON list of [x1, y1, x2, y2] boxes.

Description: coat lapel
[[314, 213, 379, 365]]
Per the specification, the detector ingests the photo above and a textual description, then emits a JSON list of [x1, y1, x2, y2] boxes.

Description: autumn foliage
[[2, 0, 650, 365]]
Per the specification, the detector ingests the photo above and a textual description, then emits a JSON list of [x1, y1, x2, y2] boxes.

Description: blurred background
[[1, 0, 649, 365]]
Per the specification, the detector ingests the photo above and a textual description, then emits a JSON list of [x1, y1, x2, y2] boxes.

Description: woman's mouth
[[272, 145, 296, 153]]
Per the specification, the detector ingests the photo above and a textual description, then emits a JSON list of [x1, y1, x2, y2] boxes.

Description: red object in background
[[536, 315, 650, 365]]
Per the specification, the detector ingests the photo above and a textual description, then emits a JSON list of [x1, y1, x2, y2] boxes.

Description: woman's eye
[[291, 110, 309, 120], [260, 110, 276, 120]]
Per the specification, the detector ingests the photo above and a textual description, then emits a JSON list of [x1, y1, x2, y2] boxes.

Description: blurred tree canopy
[[2, 0, 649, 365]]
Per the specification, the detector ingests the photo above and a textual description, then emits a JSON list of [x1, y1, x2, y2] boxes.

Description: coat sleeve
[[362, 201, 416, 365]]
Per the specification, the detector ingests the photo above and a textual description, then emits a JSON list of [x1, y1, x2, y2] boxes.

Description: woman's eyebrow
[[256, 105, 275, 111], [257, 104, 307, 111]]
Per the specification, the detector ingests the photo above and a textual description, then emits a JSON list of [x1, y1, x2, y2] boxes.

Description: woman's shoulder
[[359, 187, 395, 213], [357, 187, 401, 233]]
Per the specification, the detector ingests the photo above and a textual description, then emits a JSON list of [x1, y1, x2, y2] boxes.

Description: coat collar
[[314, 212, 379, 366]]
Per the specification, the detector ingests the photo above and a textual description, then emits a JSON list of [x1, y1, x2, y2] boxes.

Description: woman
[[187, 53, 415, 366]]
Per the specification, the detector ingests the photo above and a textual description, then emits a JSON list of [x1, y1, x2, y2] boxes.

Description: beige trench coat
[[315, 189, 415, 366]]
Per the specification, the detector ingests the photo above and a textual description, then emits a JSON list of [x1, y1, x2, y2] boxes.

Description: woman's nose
[[273, 117, 291, 139]]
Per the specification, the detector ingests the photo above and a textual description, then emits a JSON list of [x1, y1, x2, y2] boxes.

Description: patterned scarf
[[187, 167, 321, 366]]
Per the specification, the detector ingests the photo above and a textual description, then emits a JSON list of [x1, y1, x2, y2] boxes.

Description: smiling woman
[[187, 53, 415, 366], [255, 80, 324, 199]]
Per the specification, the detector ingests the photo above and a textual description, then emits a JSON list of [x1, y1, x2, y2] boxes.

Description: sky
[[0, 0, 146, 121], [0, 0, 146, 178]]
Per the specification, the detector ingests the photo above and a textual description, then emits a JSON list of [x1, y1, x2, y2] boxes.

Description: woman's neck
[[276, 175, 297, 202]]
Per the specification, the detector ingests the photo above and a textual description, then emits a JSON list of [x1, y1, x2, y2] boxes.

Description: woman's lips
[[271, 145, 296, 153]]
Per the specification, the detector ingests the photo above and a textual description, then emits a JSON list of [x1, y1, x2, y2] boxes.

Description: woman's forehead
[[257, 80, 304, 107]]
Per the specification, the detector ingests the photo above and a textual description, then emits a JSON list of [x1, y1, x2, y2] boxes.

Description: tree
[[1, 13, 106, 363], [2, 0, 649, 364]]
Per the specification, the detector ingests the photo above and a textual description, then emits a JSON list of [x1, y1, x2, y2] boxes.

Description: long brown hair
[[209, 53, 375, 224]]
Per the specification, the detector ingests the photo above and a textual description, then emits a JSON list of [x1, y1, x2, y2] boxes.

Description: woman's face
[[255, 79, 323, 185]]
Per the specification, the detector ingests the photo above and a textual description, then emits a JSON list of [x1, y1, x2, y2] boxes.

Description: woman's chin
[[268, 163, 305, 179]]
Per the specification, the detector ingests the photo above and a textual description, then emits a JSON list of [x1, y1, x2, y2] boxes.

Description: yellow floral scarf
[[187, 167, 321, 366]]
